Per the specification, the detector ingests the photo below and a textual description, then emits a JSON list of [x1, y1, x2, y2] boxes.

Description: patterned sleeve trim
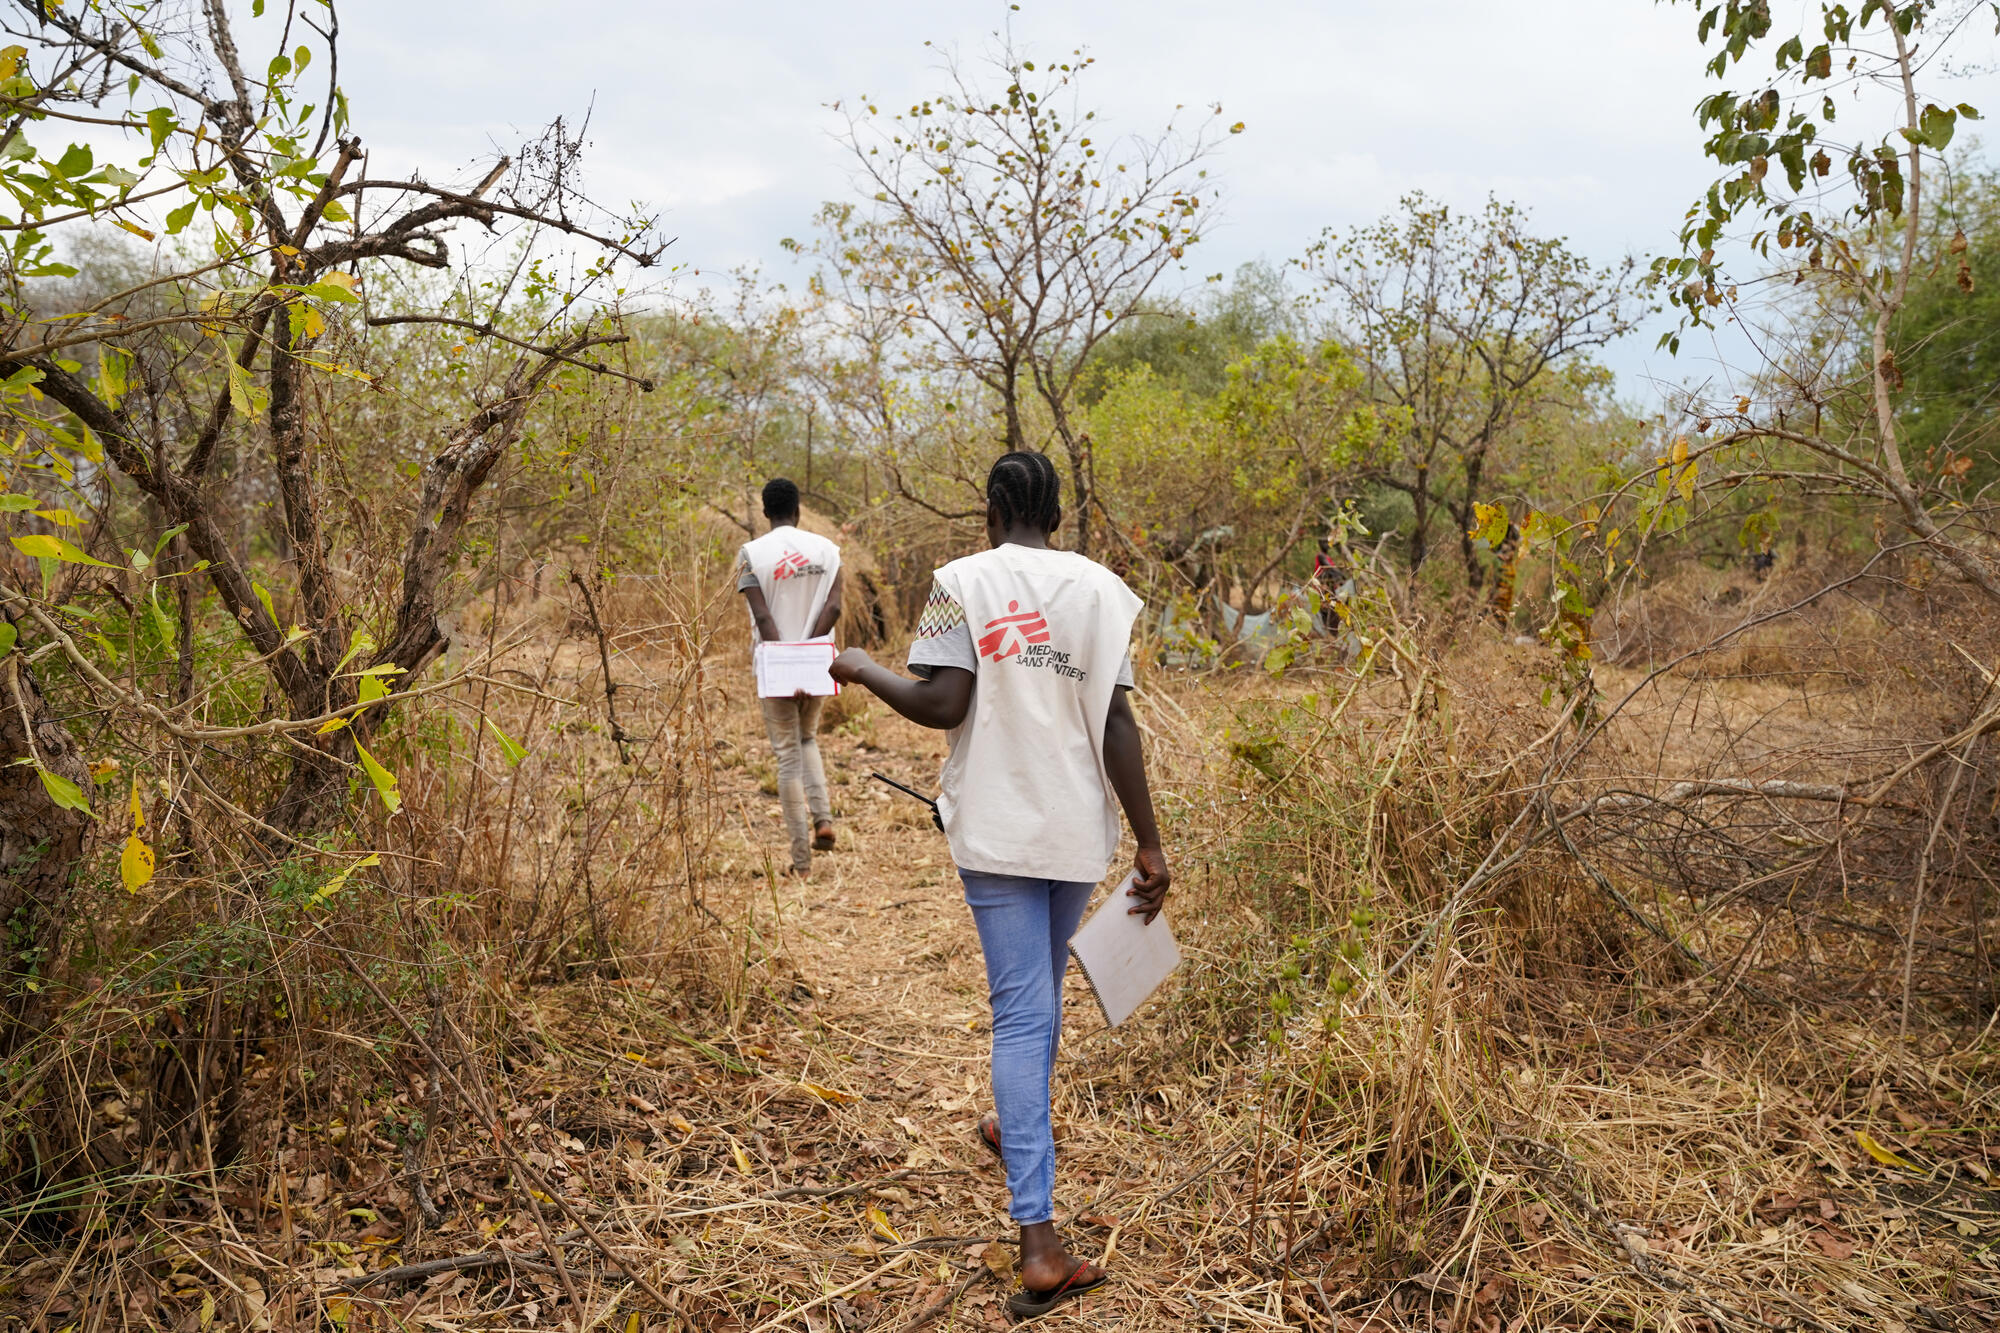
[[914, 581, 966, 639]]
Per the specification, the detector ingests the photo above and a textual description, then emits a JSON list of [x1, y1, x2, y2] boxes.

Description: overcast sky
[[323, 0, 1999, 401]]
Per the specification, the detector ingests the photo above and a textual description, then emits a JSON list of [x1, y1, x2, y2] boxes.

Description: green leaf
[[0, 494, 35, 512], [149, 523, 187, 559], [164, 200, 197, 235], [146, 107, 175, 151], [145, 591, 175, 647], [11, 534, 114, 568], [37, 765, 89, 814], [334, 632, 376, 674], [53, 143, 92, 178], [1920, 103, 1957, 150], [252, 581, 278, 626], [352, 742, 402, 815], [226, 359, 269, 419], [485, 718, 528, 768], [0, 622, 15, 656]]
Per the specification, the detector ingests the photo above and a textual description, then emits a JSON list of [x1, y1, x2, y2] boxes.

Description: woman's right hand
[[829, 647, 875, 685]]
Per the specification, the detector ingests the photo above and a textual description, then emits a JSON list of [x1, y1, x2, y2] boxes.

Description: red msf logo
[[976, 601, 1051, 662], [771, 551, 809, 580]]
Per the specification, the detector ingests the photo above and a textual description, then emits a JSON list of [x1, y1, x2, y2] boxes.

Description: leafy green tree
[[1881, 168, 2000, 493], [1083, 260, 1296, 402], [1090, 334, 1386, 605], [1301, 195, 1640, 581], [0, 0, 657, 1024], [1653, 0, 2000, 602]]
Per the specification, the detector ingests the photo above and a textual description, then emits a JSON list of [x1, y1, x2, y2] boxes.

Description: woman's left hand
[[1125, 845, 1171, 923]]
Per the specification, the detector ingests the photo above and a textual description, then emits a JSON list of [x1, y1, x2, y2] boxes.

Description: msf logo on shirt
[[771, 550, 826, 581], [976, 601, 1088, 681], [976, 602, 1050, 661]]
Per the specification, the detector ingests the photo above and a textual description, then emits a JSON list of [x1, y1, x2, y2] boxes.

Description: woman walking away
[[829, 451, 1170, 1318]]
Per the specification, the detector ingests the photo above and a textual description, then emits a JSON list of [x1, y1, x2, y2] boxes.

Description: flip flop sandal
[[1006, 1259, 1109, 1320], [812, 823, 836, 852], [976, 1113, 1004, 1163]]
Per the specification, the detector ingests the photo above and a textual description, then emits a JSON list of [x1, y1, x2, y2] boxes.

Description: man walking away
[[737, 479, 843, 876]]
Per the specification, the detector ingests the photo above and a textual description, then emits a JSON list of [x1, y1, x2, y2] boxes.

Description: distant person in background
[[1311, 536, 1349, 634], [737, 478, 843, 876]]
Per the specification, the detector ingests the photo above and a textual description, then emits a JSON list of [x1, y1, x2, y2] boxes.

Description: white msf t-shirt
[[907, 545, 1143, 882], [736, 526, 841, 646]]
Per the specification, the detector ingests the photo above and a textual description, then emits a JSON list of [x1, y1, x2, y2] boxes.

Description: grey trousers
[[759, 695, 831, 871]]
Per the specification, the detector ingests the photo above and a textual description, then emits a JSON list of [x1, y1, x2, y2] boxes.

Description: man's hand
[[1125, 845, 1171, 923], [829, 647, 875, 685]]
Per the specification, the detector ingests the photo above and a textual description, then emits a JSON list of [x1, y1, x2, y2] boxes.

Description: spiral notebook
[[1067, 875, 1181, 1028]]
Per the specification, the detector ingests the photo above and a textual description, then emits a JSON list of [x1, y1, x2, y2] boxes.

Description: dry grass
[[6, 563, 2000, 1333]]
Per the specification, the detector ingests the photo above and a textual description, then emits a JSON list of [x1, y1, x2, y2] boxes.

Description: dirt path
[[690, 691, 1187, 1331]]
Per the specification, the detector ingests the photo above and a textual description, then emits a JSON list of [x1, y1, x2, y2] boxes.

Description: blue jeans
[[959, 870, 1094, 1225]]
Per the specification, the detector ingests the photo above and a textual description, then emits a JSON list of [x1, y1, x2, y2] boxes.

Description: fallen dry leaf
[[866, 1205, 902, 1244], [981, 1242, 1016, 1280]]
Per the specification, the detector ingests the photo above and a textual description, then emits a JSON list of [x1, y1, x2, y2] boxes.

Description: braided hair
[[761, 477, 801, 521], [985, 451, 1062, 534]]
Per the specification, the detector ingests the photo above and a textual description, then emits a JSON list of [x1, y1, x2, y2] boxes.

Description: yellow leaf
[[89, 757, 121, 783], [730, 1139, 754, 1177], [326, 1296, 351, 1328], [1670, 436, 1690, 465], [625, 1315, 640, 1333], [667, 1114, 694, 1135], [1855, 1129, 1919, 1172], [114, 219, 156, 243], [799, 1081, 858, 1105], [316, 716, 350, 735], [1677, 462, 1698, 502], [352, 741, 401, 815], [321, 270, 360, 294], [128, 779, 145, 831], [120, 833, 154, 892], [867, 1205, 901, 1244], [11, 533, 114, 568]]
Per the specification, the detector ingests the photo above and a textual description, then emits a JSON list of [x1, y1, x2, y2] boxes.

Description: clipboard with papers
[[754, 639, 840, 699], [1067, 874, 1180, 1028]]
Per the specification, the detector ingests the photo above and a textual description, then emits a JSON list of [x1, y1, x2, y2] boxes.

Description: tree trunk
[[1457, 454, 1487, 589], [1410, 463, 1432, 571], [0, 654, 91, 1047]]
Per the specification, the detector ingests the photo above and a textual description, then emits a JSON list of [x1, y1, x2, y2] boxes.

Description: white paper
[[1067, 874, 1180, 1027], [755, 639, 839, 699]]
